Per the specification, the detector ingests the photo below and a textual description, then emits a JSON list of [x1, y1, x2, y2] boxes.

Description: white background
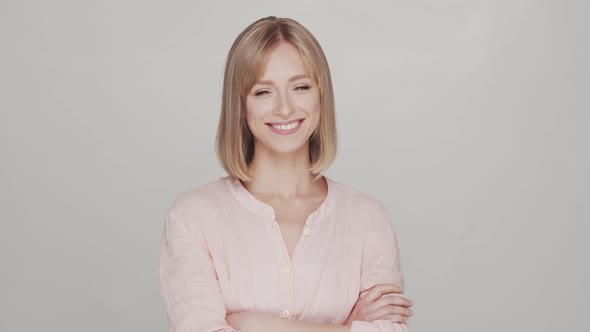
[[1, 0, 588, 331]]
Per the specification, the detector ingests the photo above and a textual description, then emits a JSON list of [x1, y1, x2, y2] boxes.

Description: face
[[245, 41, 321, 156]]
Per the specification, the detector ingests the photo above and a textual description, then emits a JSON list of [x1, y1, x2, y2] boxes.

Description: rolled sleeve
[[352, 201, 409, 332], [158, 211, 239, 332], [351, 320, 409, 332]]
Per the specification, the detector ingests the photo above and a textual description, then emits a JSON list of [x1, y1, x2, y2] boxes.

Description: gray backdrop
[[1, 0, 588, 331]]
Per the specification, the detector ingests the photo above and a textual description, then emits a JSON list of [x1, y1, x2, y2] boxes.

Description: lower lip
[[266, 119, 304, 135]]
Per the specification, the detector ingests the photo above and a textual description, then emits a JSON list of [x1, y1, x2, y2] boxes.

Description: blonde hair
[[215, 16, 337, 182]]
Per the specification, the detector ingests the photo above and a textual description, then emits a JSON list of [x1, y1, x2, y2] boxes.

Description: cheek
[[245, 99, 271, 134], [246, 98, 274, 117], [244, 100, 262, 125], [294, 92, 321, 114]]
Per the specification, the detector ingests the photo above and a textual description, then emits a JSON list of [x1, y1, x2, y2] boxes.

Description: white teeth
[[272, 120, 299, 131]]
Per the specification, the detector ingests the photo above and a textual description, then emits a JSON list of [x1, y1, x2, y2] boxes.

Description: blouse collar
[[225, 174, 336, 223]]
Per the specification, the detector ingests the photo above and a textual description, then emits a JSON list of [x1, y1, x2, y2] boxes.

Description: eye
[[294, 85, 311, 91], [254, 90, 270, 96]]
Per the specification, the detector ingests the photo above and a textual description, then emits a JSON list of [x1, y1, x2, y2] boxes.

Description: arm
[[158, 211, 239, 332], [228, 312, 351, 332], [349, 201, 410, 332]]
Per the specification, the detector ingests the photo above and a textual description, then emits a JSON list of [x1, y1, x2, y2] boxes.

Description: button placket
[[269, 218, 294, 321], [303, 226, 312, 236], [270, 213, 322, 320], [280, 309, 291, 318]]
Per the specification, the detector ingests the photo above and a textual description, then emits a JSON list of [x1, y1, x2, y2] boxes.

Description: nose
[[273, 89, 295, 117]]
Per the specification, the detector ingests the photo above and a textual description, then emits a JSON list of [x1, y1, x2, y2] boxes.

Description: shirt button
[[281, 310, 291, 318], [282, 265, 291, 272], [303, 227, 312, 236]]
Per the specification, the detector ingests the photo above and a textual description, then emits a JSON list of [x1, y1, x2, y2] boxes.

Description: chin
[[263, 141, 309, 154], [271, 145, 306, 154]]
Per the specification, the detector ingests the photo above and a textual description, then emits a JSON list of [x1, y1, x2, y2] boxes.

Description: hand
[[345, 283, 414, 325]]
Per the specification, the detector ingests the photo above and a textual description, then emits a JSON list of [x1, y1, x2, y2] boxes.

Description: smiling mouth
[[265, 118, 305, 134], [265, 118, 304, 126]]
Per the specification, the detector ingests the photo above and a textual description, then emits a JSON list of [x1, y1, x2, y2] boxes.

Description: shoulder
[[329, 177, 392, 228], [330, 177, 389, 212], [166, 176, 229, 225]]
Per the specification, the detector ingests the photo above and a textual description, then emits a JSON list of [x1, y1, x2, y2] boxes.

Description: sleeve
[[350, 201, 409, 332], [158, 211, 240, 332]]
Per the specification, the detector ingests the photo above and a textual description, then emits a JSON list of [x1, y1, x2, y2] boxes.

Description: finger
[[374, 294, 413, 308], [379, 292, 413, 308], [369, 302, 414, 318], [362, 283, 404, 302], [369, 303, 405, 320], [361, 283, 403, 297]]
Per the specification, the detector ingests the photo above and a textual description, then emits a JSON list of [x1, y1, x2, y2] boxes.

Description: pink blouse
[[158, 175, 409, 332]]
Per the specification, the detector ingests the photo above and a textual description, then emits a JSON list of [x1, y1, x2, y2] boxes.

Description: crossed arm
[[224, 282, 411, 332], [225, 291, 412, 332], [225, 311, 351, 332]]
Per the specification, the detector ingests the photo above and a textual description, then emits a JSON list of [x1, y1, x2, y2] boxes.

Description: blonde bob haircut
[[215, 16, 337, 183]]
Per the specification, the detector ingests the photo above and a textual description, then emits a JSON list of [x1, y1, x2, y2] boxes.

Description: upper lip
[[265, 118, 304, 126]]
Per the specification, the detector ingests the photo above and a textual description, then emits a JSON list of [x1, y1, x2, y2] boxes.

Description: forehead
[[257, 41, 309, 80]]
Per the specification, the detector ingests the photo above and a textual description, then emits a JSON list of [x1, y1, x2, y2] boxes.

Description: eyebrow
[[255, 74, 311, 86]]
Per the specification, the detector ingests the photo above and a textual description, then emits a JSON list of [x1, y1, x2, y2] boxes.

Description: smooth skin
[[228, 40, 414, 331], [241, 41, 322, 201]]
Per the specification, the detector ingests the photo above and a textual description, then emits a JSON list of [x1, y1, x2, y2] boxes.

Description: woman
[[159, 16, 414, 332]]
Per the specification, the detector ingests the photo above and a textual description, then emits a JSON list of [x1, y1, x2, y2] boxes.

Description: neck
[[243, 141, 322, 199]]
